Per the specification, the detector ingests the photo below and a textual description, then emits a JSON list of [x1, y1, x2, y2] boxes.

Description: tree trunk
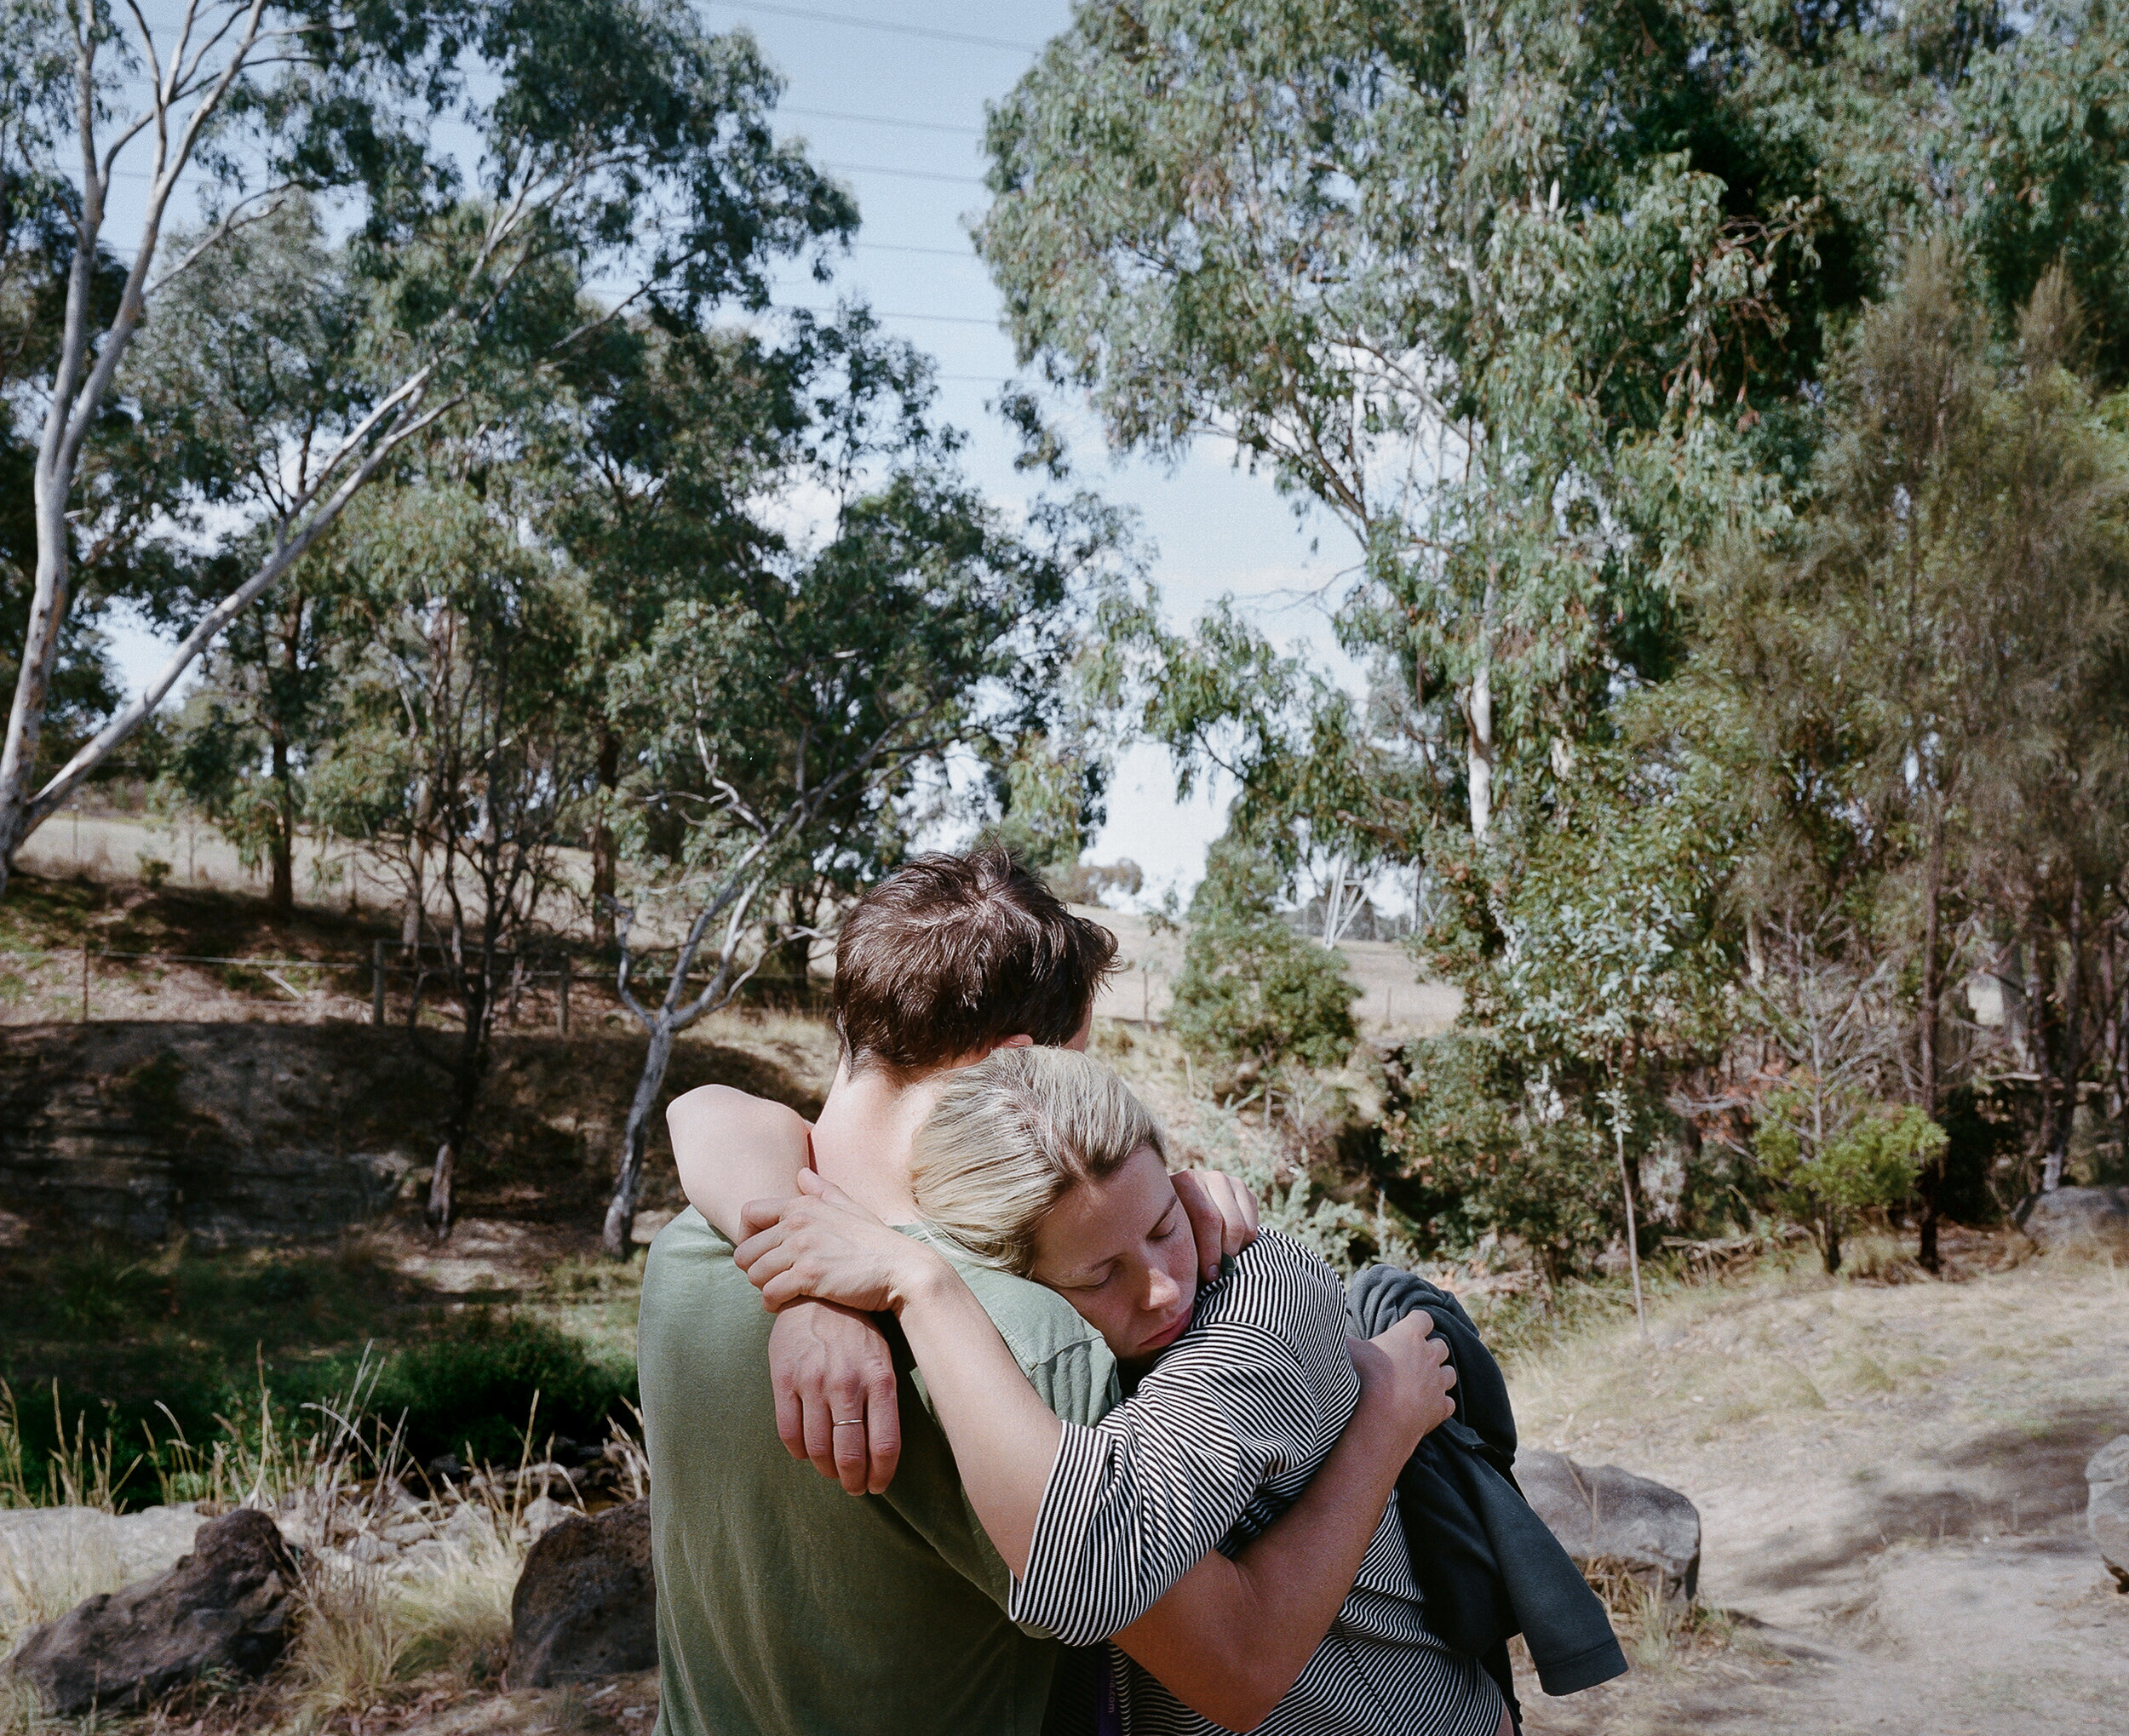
[[2031, 915, 2059, 1192], [603, 1019, 676, 1258], [1822, 1212, 1842, 1275], [1916, 812, 1945, 1272], [268, 734, 295, 914], [2043, 880, 2084, 1193], [590, 728, 620, 951], [428, 962, 491, 1240], [1465, 660, 1495, 843], [0, 438, 76, 897], [1610, 1081, 1646, 1346]]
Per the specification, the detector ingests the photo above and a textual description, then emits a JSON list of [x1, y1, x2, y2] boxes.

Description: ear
[[994, 1034, 1036, 1052]]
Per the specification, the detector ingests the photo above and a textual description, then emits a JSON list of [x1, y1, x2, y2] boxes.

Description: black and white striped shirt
[[1011, 1229, 1503, 1736]]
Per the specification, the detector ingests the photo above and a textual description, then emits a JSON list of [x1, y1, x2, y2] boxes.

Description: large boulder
[[1518, 1451, 1701, 1604], [2087, 1435, 2129, 1591], [506, 1498, 655, 1687], [4, 1508, 298, 1715], [2016, 1186, 2129, 1258]]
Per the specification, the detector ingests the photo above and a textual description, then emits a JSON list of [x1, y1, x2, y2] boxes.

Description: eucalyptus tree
[[0, 0, 853, 893], [596, 327, 1138, 1255], [307, 473, 596, 1238], [536, 314, 804, 949], [978, 0, 1844, 846], [139, 198, 361, 909]]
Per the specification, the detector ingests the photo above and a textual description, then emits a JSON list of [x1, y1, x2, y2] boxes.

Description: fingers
[[864, 1365, 902, 1495], [739, 1195, 783, 1236], [799, 1380, 838, 1481], [1174, 1175, 1220, 1282], [732, 1218, 787, 1275], [1173, 1168, 1260, 1282], [737, 1237, 799, 1294], [772, 1360, 806, 1461], [829, 1375, 870, 1496]]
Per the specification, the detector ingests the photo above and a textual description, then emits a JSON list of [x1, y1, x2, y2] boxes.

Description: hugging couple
[[641, 846, 1604, 1736]]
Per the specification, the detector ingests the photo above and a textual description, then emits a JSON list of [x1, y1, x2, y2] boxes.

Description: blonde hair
[[910, 1046, 1169, 1275]]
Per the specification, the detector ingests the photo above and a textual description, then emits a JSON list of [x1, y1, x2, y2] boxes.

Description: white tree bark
[[1464, 658, 1495, 842], [0, 3, 284, 891]]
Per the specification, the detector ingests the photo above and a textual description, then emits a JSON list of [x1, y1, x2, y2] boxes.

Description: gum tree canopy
[[0, 0, 852, 893], [977, 0, 1845, 843]]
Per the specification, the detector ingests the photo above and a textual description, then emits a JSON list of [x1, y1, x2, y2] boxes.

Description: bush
[[1379, 1028, 1624, 1280], [1169, 835, 1357, 1079], [1753, 1087, 1944, 1273], [359, 1313, 637, 1466]]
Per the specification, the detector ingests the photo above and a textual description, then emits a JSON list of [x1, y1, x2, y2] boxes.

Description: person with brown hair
[[640, 844, 1460, 1736], [734, 1046, 1511, 1736]]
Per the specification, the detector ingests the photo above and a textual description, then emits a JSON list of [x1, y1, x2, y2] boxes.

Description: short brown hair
[[833, 844, 1116, 1077]]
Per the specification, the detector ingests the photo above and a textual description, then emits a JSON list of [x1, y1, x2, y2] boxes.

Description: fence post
[[558, 952, 571, 1036], [372, 939, 387, 1026], [80, 938, 89, 1023]]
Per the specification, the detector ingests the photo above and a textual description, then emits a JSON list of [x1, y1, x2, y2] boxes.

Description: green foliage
[[1169, 835, 1357, 1078], [1956, 2, 2129, 387], [991, 732, 1108, 872], [1754, 1092, 1947, 1275], [361, 1314, 637, 1467], [979, 0, 1845, 833], [1380, 1028, 1622, 1280]]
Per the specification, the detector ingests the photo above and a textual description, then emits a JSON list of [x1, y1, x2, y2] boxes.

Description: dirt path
[[1506, 1241, 2129, 1732]]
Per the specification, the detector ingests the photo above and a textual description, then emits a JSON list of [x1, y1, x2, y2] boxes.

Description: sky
[[93, 0, 1380, 911]]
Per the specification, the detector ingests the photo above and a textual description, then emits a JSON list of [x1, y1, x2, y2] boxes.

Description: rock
[[2087, 1435, 2129, 1591], [5, 1508, 299, 1715], [506, 1498, 655, 1687], [2016, 1185, 2129, 1258], [0, 1504, 210, 1591], [0, 1023, 425, 1244], [520, 1493, 574, 1542], [1518, 1450, 1701, 1604]]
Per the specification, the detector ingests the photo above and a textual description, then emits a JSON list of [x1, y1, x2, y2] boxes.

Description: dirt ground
[[1505, 1237, 2129, 1733]]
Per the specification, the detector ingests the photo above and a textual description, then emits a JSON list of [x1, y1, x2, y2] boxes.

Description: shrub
[[359, 1313, 637, 1466], [1379, 1028, 1624, 1281], [1753, 1087, 1945, 1273], [1169, 835, 1357, 1080]]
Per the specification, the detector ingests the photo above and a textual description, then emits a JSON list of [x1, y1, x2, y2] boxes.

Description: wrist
[[887, 1246, 956, 1315]]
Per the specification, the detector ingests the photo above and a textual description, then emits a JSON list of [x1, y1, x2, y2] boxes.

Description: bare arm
[[736, 1173, 1065, 1569], [1111, 1317, 1454, 1733], [738, 1179, 1461, 1733], [669, 1086, 904, 1496], [667, 1084, 812, 1243]]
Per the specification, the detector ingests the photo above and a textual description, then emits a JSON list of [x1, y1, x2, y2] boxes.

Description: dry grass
[[280, 1515, 523, 1730], [1502, 1235, 2129, 1733]]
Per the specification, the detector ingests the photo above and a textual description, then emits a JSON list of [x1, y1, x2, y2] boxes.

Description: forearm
[[668, 1085, 811, 1242], [1110, 1388, 1415, 1733], [892, 1262, 1064, 1576]]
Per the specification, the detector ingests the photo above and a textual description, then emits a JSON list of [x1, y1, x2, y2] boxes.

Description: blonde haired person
[[731, 1049, 1512, 1736]]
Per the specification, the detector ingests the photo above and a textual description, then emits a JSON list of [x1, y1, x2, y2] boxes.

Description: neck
[[808, 1057, 944, 1223]]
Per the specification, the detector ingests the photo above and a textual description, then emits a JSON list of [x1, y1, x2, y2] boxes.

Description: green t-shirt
[[640, 1206, 1120, 1736]]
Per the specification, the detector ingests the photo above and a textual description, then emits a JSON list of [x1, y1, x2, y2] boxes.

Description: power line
[[704, 2, 1044, 54], [853, 241, 979, 260], [784, 106, 982, 139], [822, 160, 984, 188], [779, 304, 1001, 329]]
